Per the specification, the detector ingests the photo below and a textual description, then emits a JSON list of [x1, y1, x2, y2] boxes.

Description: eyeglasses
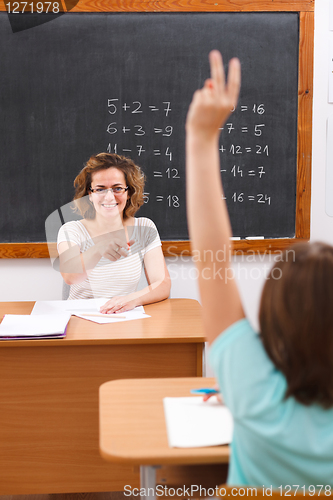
[[89, 186, 129, 196]]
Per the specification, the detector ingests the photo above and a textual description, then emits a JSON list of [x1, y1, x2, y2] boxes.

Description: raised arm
[[186, 50, 245, 344]]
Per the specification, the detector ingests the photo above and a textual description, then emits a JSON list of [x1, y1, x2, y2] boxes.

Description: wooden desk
[[99, 378, 230, 500], [0, 299, 204, 495]]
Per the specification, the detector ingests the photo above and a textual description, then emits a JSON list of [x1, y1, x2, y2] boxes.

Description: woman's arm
[[186, 50, 245, 344], [58, 231, 134, 285], [100, 246, 171, 313], [58, 240, 101, 285], [141, 246, 171, 304]]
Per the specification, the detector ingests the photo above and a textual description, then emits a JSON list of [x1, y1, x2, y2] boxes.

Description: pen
[[190, 388, 220, 395]]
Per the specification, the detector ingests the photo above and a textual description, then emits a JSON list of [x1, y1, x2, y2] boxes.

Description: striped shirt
[[57, 217, 161, 300]]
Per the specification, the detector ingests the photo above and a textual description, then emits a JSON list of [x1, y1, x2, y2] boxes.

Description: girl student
[[58, 153, 170, 313], [186, 50, 333, 487]]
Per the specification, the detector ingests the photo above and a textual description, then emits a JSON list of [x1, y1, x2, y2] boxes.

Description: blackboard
[[0, 9, 311, 254]]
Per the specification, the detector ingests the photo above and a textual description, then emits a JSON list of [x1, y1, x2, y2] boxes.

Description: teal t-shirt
[[209, 319, 333, 487]]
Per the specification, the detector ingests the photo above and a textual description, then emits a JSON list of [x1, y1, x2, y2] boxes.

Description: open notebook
[[163, 396, 233, 448], [0, 313, 71, 340]]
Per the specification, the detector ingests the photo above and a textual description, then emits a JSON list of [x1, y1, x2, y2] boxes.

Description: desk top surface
[[0, 299, 204, 347], [99, 377, 229, 466]]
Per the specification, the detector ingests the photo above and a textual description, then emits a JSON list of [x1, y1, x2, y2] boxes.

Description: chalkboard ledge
[[0, 239, 309, 259]]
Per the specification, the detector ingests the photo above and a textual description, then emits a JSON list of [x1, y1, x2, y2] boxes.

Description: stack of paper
[[31, 299, 150, 324], [163, 396, 233, 448], [0, 313, 71, 340]]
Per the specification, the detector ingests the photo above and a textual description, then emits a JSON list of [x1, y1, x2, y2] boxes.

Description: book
[[0, 313, 71, 340]]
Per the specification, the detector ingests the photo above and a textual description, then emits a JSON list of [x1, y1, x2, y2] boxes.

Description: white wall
[[312, 0, 333, 242], [1, 0, 332, 342]]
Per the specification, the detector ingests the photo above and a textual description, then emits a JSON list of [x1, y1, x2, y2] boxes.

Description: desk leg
[[140, 465, 158, 500], [202, 342, 206, 377]]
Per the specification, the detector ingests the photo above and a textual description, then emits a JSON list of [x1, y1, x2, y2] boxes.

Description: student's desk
[[99, 378, 230, 500], [0, 299, 204, 495]]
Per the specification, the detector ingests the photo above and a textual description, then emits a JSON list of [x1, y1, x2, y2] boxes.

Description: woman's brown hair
[[73, 153, 145, 220], [259, 242, 333, 408]]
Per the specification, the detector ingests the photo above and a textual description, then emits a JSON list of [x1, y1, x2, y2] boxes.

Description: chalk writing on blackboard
[[218, 101, 272, 209], [105, 98, 273, 210], [105, 98, 179, 209]]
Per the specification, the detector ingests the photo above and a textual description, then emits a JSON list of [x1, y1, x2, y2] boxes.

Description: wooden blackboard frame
[[0, 0, 314, 257]]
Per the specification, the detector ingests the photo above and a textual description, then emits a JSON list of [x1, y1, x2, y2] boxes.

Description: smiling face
[[89, 167, 129, 221]]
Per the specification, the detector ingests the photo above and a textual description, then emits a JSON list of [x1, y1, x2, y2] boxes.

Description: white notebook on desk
[[163, 396, 233, 448], [0, 313, 71, 340]]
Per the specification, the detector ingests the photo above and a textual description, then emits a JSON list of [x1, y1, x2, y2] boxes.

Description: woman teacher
[[57, 153, 170, 313]]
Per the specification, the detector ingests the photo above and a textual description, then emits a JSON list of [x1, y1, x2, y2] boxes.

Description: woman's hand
[[98, 236, 135, 262], [186, 50, 241, 141], [99, 294, 138, 314]]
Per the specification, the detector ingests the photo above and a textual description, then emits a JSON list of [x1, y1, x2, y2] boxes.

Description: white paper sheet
[[31, 299, 150, 324], [0, 313, 71, 339], [330, 0, 333, 30], [163, 396, 233, 448]]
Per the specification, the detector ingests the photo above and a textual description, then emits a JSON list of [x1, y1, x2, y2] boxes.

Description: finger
[[226, 58, 241, 108], [105, 250, 120, 261], [118, 246, 128, 257], [105, 308, 117, 314], [108, 303, 125, 314], [209, 50, 225, 92], [115, 305, 128, 314], [102, 298, 123, 311], [192, 88, 203, 103], [105, 253, 117, 262], [101, 304, 117, 314], [107, 244, 125, 260], [100, 301, 114, 313], [204, 78, 214, 90], [112, 236, 127, 248], [203, 394, 213, 402]]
